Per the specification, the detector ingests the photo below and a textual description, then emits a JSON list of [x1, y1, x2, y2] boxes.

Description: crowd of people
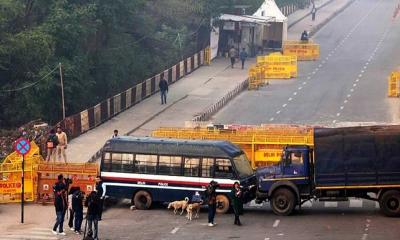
[[52, 174, 104, 240]]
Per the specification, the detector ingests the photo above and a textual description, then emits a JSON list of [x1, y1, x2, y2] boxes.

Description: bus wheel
[[216, 194, 230, 214], [133, 190, 152, 210], [379, 190, 400, 217], [271, 188, 296, 216]]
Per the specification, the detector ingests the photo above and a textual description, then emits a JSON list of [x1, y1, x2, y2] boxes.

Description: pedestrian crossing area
[[246, 198, 380, 210], [0, 227, 65, 240]]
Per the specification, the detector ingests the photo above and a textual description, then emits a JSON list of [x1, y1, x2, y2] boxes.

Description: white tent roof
[[253, 0, 287, 22], [219, 14, 274, 24]]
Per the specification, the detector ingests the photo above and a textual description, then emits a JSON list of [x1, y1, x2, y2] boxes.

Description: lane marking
[[344, 100, 348, 103], [361, 70, 364, 73], [361, 233, 368, 240], [282, 104, 287, 108], [276, 110, 281, 114], [307, 76, 311, 80], [303, 82, 307, 85], [293, 92, 297, 95], [269, 118, 274, 122], [333, 120, 337, 123], [273, 219, 280, 228], [347, 94, 351, 98], [356, 79, 359, 82], [319, 64, 322, 68], [340, 106, 344, 110], [350, 89, 354, 92], [171, 227, 179, 234], [353, 83, 357, 87], [358, 74, 362, 78], [298, 87, 303, 90], [288, 98, 293, 101], [336, 113, 341, 117]]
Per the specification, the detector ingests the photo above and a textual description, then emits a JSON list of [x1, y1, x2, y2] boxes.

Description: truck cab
[[255, 145, 313, 215]]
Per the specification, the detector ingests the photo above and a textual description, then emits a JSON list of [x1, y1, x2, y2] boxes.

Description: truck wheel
[[379, 190, 400, 217], [271, 188, 296, 216], [133, 190, 152, 210], [216, 194, 230, 214]]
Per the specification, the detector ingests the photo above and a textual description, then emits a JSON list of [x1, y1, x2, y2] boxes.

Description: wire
[[0, 65, 59, 93]]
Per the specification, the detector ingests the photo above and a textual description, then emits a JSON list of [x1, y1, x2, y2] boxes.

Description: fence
[[53, 48, 207, 145], [388, 71, 400, 97], [192, 80, 249, 122]]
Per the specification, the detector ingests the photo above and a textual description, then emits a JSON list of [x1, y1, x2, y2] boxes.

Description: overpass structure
[[67, 0, 400, 163]]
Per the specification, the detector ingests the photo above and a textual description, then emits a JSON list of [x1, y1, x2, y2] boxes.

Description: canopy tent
[[253, 0, 288, 48]]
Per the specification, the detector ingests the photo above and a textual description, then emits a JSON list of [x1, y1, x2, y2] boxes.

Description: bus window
[[121, 153, 134, 172], [135, 154, 157, 174], [111, 153, 123, 172], [291, 152, 303, 165], [215, 158, 233, 178], [202, 158, 214, 177], [102, 152, 112, 171], [158, 156, 182, 176], [184, 158, 200, 177]]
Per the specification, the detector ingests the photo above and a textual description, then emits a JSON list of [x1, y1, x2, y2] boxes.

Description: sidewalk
[[67, 0, 354, 163], [68, 59, 254, 162], [288, 0, 333, 27], [288, 0, 354, 39]]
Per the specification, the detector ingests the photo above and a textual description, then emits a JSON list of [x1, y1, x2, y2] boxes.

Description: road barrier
[[0, 142, 98, 203], [204, 47, 211, 65], [388, 71, 400, 97], [282, 40, 320, 61], [249, 53, 298, 90], [152, 124, 314, 168]]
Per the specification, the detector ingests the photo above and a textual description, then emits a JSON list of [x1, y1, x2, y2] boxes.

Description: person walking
[[111, 129, 118, 139], [232, 182, 244, 226], [46, 129, 58, 162], [52, 175, 67, 236], [85, 191, 101, 240], [159, 77, 169, 105], [205, 181, 218, 227], [72, 188, 84, 234], [229, 46, 237, 68], [56, 126, 68, 163], [311, 6, 317, 21], [239, 48, 248, 70], [67, 187, 76, 231]]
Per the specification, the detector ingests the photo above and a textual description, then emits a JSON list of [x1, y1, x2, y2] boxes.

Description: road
[[214, 0, 400, 126], [1, 199, 399, 240]]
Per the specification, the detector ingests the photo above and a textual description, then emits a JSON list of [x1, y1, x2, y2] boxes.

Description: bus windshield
[[233, 154, 254, 178]]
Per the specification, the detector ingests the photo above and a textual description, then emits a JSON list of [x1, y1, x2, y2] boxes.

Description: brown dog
[[167, 197, 189, 215], [186, 202, 201, 221]]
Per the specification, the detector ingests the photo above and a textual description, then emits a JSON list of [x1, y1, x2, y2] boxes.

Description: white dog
[[167, 197, 189, 215]]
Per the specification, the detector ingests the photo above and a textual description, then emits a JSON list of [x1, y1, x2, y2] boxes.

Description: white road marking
[[353, 83, 357, 87], [298, 87, 303, 90], [288, 98, 293, 101], [277, 233, 284, 236], [273, 219, 280, 228], [366, 62, 369, 65], [312, 71, 316, 74], [366, 224, 370, 228], [365, 228, 369, 231], [332, 120, 337, 123], [328, 53, 332, 57], [347, 94, 351, 98], [336, 113, 341, 117], [350, 89, 354, 92], [344, 100, 348, 103], [282, 104, 287, 108], [303, 82, 307, 85], [264, 238, 270, 240], [363, 66, 367, 69], [276, 110, 281, 114], [340, 106, 344, 110], [293, 92, 297, 95], [307, 76, 311, 80], [356, 79, 359, 82], [349, 199, 363, 208], [171, 227, 179, 234], [0, 235, 57, 240], [324, 202, 338, 208], [362, 233, 368, 240], [361, 70, 364, 73], [319, 64, 322, 67], [269, 118, 274, 122], [322, 60, 326, 64], [358, 74, 362, 78]]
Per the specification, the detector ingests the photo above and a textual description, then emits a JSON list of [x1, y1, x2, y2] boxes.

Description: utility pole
[[59, 63, 65, 119]]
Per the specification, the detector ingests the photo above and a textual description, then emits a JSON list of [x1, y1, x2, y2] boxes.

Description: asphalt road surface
[[214, 0, 400, 126]]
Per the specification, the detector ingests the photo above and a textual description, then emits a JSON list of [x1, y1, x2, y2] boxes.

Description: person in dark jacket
[[72, 188, 84, 234], [159, 77, 169, 105], [46, 129, 58, 162], [52, 175, 67, 236], [205, 181, 218, 227], [301, 30, 309, 41], [232, 182, 244, 226], [239, 48, 248, 70], [85, 191, 101, 240], [95, 176, 104, 220]]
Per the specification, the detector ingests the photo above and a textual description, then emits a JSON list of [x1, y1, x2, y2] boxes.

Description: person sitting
[[191, 191, 203, 204], [301, 30, 309, 41]]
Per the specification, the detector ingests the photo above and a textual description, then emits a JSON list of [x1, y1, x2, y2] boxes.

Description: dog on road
[[186, 202, 201, 221], [167, 197, 189, 215]]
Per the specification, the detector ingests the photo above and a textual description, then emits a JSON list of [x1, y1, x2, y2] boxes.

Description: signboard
[[14, 138, 31, 156], [0, 181, 22, 194]]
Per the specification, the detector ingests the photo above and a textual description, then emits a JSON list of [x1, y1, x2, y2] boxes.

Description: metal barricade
[[388, 71, 400, 97], [282, 41, 320, 61]]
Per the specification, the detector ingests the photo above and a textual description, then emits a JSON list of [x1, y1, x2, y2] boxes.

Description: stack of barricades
[[282, 40, 320, 61], [388, 71, 400, 97]]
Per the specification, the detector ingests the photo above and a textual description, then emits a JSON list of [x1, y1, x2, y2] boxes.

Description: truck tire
[[133, 190, 152, 210], [216, 194, 230, 214], [379, 190, 400, 217], [271, 188, 296, 216]]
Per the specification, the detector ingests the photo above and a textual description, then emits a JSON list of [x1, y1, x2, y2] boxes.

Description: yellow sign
[[0, 181, 22, 194]]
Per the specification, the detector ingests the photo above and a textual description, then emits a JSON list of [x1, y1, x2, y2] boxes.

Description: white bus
[[100, 136, 255, 213]]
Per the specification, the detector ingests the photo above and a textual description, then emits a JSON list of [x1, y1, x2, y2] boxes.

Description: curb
[[309, 0, 356, 37], [288, 0, 336, 29]]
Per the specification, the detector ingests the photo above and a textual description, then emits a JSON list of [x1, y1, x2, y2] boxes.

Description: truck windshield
[[233, 154, 254, 178]]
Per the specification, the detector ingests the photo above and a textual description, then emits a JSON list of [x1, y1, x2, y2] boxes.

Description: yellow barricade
[[283, 40, 320, 61], [152, 125, 314, 168], [388, 71, 400, 97]]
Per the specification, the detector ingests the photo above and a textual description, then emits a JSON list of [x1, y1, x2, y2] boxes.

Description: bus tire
[[379, 190, 400, 217], [216, 194, 230, 214], [270, 188, 296, 216], [133, 190, 152, 210]]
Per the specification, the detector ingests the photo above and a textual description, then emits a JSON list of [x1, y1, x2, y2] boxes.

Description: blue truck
[[254, 125, 400, 217]]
